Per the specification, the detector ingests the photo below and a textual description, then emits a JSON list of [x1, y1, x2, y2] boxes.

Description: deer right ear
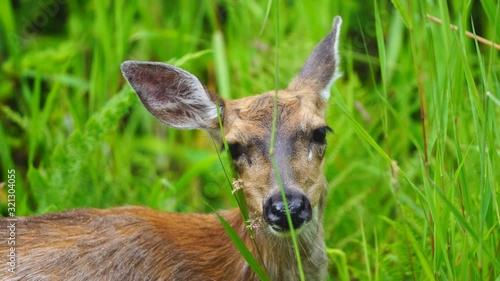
[[287, 16, 342, 101], [121, 61, 224, 129]]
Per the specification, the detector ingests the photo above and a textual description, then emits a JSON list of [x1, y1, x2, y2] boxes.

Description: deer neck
[[226, 186, 328, 281]]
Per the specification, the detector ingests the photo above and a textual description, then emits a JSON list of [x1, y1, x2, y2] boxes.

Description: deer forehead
[[223, 90, 327, 144]]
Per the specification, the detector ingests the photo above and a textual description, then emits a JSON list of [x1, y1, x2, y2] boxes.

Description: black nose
[[263, 191, 312, 232]]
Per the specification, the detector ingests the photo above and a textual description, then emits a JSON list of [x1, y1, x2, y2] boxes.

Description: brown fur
[[0, 206, 327, 280]]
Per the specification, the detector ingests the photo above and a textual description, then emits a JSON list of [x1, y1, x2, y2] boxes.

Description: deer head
[[121, 16, 342, 237]]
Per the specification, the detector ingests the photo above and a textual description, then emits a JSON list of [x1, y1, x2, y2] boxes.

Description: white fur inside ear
[[175, 72, 220, 128], [320, 17, 343, 101], [320, 71, 341, 100]]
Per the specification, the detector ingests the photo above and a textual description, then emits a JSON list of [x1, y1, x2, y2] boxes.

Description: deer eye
[[312, 126, 332, 144], [227, 142, 245, 160]]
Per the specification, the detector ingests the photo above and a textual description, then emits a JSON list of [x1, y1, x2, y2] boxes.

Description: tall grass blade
[[269, 0, 305, 280], [390, 0, 411, 29], [213, 210, 270, 281], [213, 31, 231, 99]]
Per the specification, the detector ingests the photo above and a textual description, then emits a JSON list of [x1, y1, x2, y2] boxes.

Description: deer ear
[[121, 61, 224, 129], [288, 16, 342, 101]]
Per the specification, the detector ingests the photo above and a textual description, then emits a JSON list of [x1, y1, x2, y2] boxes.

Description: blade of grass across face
[[269, 0, 305, 280], [216, 104, 248, 220], [269, 0, 305, 281], [215, 103, 270, 277]]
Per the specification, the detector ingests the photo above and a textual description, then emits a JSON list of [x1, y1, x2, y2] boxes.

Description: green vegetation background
[[1, 0, 499, 280]]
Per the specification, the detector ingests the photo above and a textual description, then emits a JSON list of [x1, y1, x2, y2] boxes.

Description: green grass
[[1, 0, 499, 280]]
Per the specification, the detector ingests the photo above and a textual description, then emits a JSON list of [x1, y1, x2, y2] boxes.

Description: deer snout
[[263, 191, 312, 233]]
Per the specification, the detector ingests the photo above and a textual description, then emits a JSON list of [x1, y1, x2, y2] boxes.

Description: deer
[[0, 16, 342, 281]]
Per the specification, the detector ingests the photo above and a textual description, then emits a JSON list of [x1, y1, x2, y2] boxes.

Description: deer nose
[[263, 191, 312, 232]]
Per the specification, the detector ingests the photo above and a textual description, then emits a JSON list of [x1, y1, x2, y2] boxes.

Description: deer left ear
[[121, 61, 224, 130], [288, 16, 342, 101]]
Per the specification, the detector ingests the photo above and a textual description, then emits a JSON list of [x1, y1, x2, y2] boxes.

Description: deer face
[[222, 91, 331, 233], [121, 17, 342, 236]]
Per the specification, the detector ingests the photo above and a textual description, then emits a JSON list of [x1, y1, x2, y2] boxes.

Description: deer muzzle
[[263, 190, 312, 233]]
